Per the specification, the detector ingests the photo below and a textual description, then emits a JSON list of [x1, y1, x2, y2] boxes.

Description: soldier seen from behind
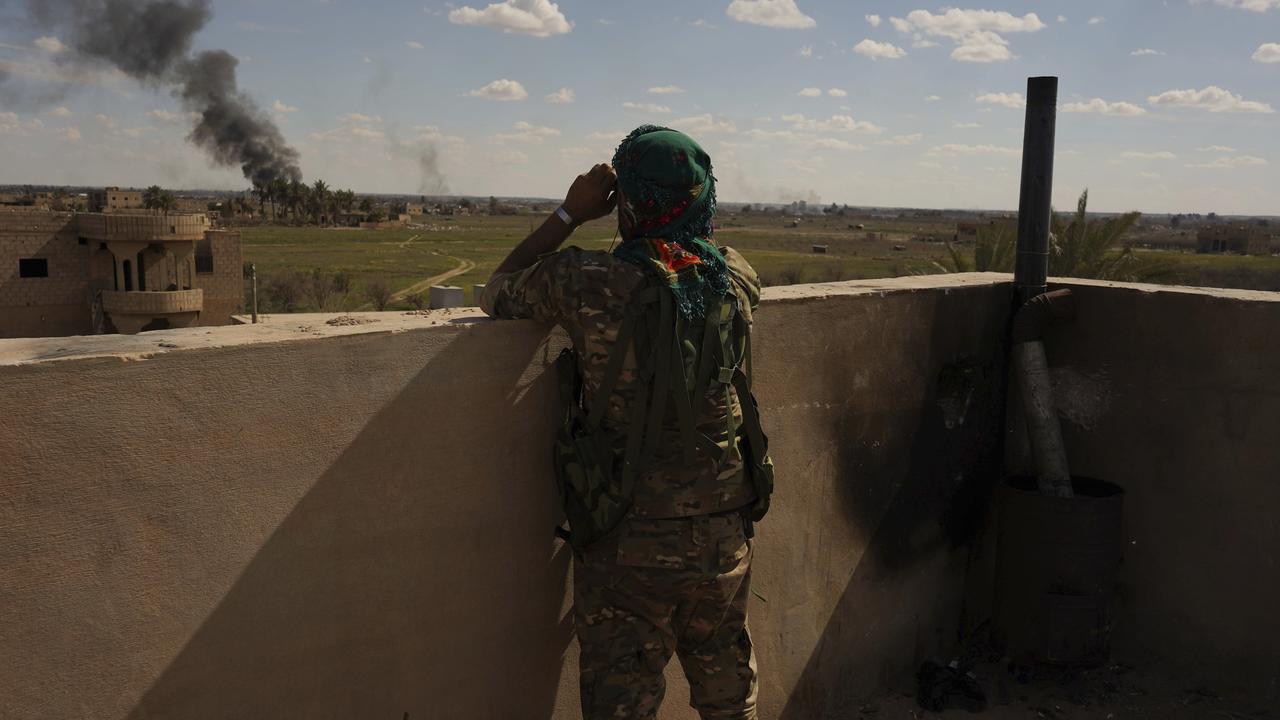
[[482, 126, 774, 720]]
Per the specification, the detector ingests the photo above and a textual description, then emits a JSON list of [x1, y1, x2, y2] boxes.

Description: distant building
[[1196, 224, 1271, 256], [88, 187, 144, 213], [0, 210, 243, 337], [405, 202, 426, 215], [954, 218, 1016, 243]]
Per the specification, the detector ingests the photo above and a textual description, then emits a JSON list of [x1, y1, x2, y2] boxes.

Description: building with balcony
[[0, 274, 1276, 719], [1196, 223, 1273, 255], [87, 186, 144, 213], [0, 209, 243, 337]]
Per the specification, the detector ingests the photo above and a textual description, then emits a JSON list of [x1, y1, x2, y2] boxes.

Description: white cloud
[[911, 34, 940, 48], [34, 36, 67, 53], [0, 57, 125, 88], [1148, 85, 1274, 113], [927, 143, 1020, 156], [405, 40, 425, 49], [924, 95, 941, 102], [670, 114, 739, 135], [853, 38, 907, 60], [976, 92, 1025, 108], [691, 19, 718, 28], [827, 88, 847, 97], [1062, 98, 1147, 116], [953, 122, 982, 128], [744, 128, 864, 151], [1087, 16, 1105, 24], [866, 13, 882, 27], [0, 112, 21, 134], [1122, 151, 1177, 160], [623, 101, 672, 114], [147, 109, 183, 122], [1197, 145, 1237, 152], [311, 114, 388, 143], [468, 78, 529, 101], [94, 113, 117, 129], [798, 45, 813, 57], [1138, 171, 1161, 179], [888, 9, 1045, 63], [1253, 43, 1280, 63], [544, 87, 575, 103], [448, 0, 572, 37], [59, 126, 81, 142], [47, 106, 72, 117], [271, 100, 299, 113], [492, 120, 561, 143], [1131, 48, 1164, 56], [648, 85, 685, 94], [492, 148, 530, 164], [1187, 155, 1268, 168], [1208, 0, 1280, 11], [781, 113, 883, 133], [725, 0, 817, 29], [798, 87, 822, 97], [878, 133, 923, 145], [809, 137, 866, 151], [1056, 14, 1067, 22]]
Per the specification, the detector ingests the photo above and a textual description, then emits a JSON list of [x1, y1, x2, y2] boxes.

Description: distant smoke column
[[415, 142, 447, 195], [23, 0, 302, 184], [179, 51, 301, 185]]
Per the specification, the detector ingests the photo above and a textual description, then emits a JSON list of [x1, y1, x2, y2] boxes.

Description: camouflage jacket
[[481, 245, 761, 518]]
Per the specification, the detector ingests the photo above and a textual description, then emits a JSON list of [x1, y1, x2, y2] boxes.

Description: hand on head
[[562, 163, 618, 224]]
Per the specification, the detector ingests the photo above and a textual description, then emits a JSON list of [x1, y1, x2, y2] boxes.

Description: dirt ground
[[855, 659, 1277, 720]]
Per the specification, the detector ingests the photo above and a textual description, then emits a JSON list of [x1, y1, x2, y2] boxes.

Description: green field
[[240, 212, 1279, 313]]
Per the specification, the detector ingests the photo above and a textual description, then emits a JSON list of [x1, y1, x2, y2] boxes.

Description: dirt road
[[390, 252, 477, 303]]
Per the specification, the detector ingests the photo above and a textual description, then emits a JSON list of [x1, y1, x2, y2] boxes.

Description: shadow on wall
[[776, 288, 1010, 719], [126, 325, 575, 719]]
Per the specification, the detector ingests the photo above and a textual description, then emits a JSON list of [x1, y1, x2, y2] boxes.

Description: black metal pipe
[[1014, 76, 1058, 306]]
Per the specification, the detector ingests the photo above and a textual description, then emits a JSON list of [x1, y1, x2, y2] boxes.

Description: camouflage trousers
[[573, 511, 758, 720]]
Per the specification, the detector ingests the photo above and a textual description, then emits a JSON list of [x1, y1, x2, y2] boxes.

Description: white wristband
[[554, 206, 574, 227]]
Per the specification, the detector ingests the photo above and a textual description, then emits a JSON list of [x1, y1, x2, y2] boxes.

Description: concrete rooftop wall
[[1, 273, 1277, 718]]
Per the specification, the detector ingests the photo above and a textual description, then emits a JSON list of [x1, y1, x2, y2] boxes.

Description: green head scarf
[[611, 125, 729, 319]]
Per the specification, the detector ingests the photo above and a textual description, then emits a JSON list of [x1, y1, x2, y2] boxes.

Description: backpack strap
[[640, 289, 675, 468], [585, 311, 636, 431], [691, 296, 729, 410], [668, 314, 698, 465]]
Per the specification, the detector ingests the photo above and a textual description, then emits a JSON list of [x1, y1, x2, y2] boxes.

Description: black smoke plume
[[20, 0, 301, 185]]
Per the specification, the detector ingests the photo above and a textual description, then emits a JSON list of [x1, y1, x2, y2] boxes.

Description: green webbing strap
[[618, 362, 651, 500], [732, 367, 766, 466], [586, 311, 636, 431], [669, 315, 698, 466], [640, 290, 674, 469], [618, 287, 664, 498], [691, 296, 726, 411]]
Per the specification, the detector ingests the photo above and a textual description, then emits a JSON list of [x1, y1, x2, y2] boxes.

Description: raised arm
[[489, 163, 618, 279]]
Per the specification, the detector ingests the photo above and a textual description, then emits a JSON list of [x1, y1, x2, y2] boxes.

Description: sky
[[0, 0, 1277, 214]]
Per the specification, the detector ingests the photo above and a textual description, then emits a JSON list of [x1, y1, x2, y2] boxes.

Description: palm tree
[[1048, 190, 1174, 282], [269, 177, 287, 221], [142, 185, 165, 211], [935, 190, 1176, 282], [286, 179, 303, 222], [936, 221, 1016, 273], [311, 179, 330, 225], [252, 181, 269, 217]]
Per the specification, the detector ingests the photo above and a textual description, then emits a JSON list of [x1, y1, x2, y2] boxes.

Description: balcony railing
[[101, 288, 203, 315], [77, 212, 210, 243]]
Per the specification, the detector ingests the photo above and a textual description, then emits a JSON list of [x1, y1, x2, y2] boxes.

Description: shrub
[[363, 279, 393, 311]]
